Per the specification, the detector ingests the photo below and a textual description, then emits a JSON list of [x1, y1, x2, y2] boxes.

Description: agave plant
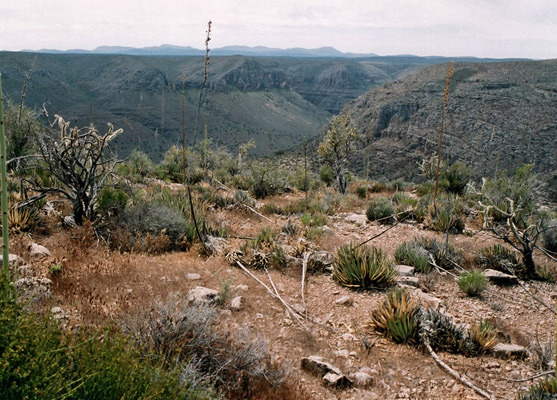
[[7, 206, 39, 233], [370, 289, 418, 344], [333, 243, 397, 289], [470, 320, 497, 353]]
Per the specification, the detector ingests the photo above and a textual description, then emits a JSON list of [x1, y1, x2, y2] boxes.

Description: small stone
[[351, 371, 373, 387], [395, 265, 415, 276], [230, 296, 242, 311], [397, 276, 420, 287], [345, 213, 368, 225], [341, 333, 357, 342], [186, 273, 201, 280], [492, 343, 529, 360], [234, 284, 249, 291], [186, 286, 218, 305], [203, 236, 228, 255], [323, 372, 352, 388], [28, 243, 51, 257], [484, 269, 518, 285], [335, 296, 353, 306], [334, 349, 350, 358]]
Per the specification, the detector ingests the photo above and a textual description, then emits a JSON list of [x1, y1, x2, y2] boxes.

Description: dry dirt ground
[[12, 190, 557, 400]]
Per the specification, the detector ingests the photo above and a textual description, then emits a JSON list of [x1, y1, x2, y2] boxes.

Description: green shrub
[[441, 162, 469, 194], [333, 244, 397, 289], [415, 182, 434, 196], [366, 197, 394, 224], [392, 192, 418, 222], [542, 219, 557, 253], [281, 220, 298, 236], [255, 227, 277, 249], [355, 185, 368, 199], [96, 187, 129, 217], [304, 226, 324, 241], [319, 165, 334, 187], [0, 272, 212, 400], [369, 180, 387, 193], [395, 242, 431, 273], [370, 289, 418, 344], [392, 179, 405, 191], [458, 270, 488, 296]]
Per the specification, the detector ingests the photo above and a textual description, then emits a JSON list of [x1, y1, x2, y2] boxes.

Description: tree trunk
[[522, 247, 537, 279]]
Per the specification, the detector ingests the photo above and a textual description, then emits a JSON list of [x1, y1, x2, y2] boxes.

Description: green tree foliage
[[3, 100, 42, 167], [318, 114, 356, 194]]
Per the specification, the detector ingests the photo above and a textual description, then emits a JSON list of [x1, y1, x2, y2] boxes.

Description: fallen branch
[[355, 222, 399, 248], [264, 267, 309, 330], [213, 178, 278, 225], [505, 370, 555, 382], [301, 252, 309, 312], [424, 340, 494, 400]]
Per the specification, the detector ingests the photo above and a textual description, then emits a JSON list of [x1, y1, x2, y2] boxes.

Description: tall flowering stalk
[[0, 74, 10, 273], [433, 61, 455, 214]]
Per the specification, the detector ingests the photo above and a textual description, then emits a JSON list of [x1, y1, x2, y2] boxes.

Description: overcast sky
[[1, 0, 556, 59]]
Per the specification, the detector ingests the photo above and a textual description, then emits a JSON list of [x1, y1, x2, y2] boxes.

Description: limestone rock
[[397, 276, 420, 287], [350, 370, 374, 387], [15, 277, 52, 301], [186, 273, 201, 281], [230, 296, 243, 311], [345, 213, 367, 225], [323, 372, 352, 388], [204, 236, 227, 255], [335, 295, 353, 306], [484, 269, 518, 285], [28, 243, 51, 257], [492, 343, 529, 360], [301, 355, 343, 377], [234, 284, 249, 292], [395, 265, 415, 276], [0, 253, 23, 267], [187, 286, 218, 305], [412, 288, 441, 309]]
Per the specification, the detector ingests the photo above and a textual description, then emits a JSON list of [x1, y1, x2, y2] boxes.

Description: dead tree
[[29, 114, 123, 225]]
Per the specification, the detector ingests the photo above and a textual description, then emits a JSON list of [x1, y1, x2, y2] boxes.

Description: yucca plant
[[7, 206, 39, 233], [333, 244, 397, 289], [418, 307, 474, 355], [470, 320, 497, 353], [519, 377, 557, 399], [370, 289, 418, 344], [458, 270, 488, 297], [395, 241, 431, 273]]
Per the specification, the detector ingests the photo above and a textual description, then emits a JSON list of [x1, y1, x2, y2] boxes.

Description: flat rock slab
[[301, 355, 343, 377], [395, 265, 415, 276], [187, 286, 218, 305], [230, 296, 243, 311], [345, 213, 368, 225], [492, 343, 529, 360], [412, 288, 441, 309], [484, 269, 518, 285], [186, 273, 201, 281]]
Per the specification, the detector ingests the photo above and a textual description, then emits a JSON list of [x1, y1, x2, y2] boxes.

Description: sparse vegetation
[[395, 241, 431, 273], [458, 270, 488, 297], [366, 196, 394, 224]]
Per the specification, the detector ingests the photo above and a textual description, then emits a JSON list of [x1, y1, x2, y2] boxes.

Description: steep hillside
[[339, 59, 557, 187], [0, 52, 422, 160]]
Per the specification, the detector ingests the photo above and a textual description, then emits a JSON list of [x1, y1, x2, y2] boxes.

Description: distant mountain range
[[18, 44, 528, 61]]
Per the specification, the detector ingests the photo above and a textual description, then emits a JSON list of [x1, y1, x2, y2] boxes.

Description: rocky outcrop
[[339, 60, 557, 189]]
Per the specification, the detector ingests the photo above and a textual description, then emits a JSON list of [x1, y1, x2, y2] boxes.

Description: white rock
[[492, 343, 529, 360], [412, 288, 441, 309], [230, 296, 242, 311], [395, 265, 415, 276], [323, 372, 352, 388], [28, 243, 51, 257], [335, 295, 353, 306], [186, 286, 218, 305], [234, 284, 249, 291], [484, 269, 518, 285], [0, 253, 23, 267], [351, 371, 373, 387], [186, 273, 201, 280], [397, 276, 420, 287]]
